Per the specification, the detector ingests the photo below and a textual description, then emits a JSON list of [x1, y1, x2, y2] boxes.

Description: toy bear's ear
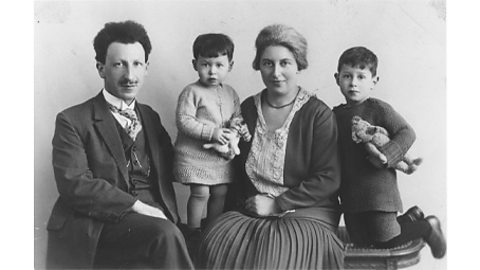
[[352, 131, 361, 143]]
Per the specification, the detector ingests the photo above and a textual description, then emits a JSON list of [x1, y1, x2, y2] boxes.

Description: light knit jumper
[[173, 81, 241, 185]]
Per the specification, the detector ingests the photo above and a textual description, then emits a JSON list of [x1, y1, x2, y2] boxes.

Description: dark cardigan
[[227, 92, 341, 214], [333, 97, 416, 213]]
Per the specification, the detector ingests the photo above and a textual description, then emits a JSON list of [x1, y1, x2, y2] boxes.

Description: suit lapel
[[92, 93, 129, 184], [137, 103, 161, 174]]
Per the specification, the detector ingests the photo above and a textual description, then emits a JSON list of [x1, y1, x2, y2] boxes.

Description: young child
[[173, 33, 241, 234], [332, 46, 446, 258]]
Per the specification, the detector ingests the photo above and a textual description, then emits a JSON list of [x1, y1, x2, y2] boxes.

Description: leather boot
[[397, 205, 424, 223], [424, 215, 446, 259]]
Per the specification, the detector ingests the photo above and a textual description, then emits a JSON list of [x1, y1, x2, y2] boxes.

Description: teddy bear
[[203, 117, 252, 160], [351, 115, 422, 174]]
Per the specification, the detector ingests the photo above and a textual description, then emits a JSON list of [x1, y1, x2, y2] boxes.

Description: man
[[46, 20, 194, 269]]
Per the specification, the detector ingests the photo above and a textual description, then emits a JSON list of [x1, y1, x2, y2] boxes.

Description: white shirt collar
[[102, 88, 136, 110]]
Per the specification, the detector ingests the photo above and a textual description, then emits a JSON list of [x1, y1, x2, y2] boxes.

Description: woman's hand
[[245, 194, 281, 216]]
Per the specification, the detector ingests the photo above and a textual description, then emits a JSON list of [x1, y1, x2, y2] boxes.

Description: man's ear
[[96, 62, 106, 79], [192, 59, 198, 71], [229, 61, 234, 72], [334, 73, 339, 85], [145, 60, 150, 75]]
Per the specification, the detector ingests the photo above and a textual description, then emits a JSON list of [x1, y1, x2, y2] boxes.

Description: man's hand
[[212, 128, 232, 145], [131, 200, 167, 219], [245, 194, 281, 216]]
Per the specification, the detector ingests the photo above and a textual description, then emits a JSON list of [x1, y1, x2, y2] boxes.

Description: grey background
[[34, 1, 446, 269]]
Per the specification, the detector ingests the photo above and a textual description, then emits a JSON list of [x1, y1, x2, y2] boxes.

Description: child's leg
[[369, 211, 431, 248], [187, 184, 209, 229], [206, 184, 228, 226], [343, 212, 372, 246]]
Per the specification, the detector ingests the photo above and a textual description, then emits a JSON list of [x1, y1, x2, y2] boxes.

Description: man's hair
[[193, 33, 234, 61], [93, 20, 152, 63], [337, 46, 378, 76], [252, 24, 308, 71]]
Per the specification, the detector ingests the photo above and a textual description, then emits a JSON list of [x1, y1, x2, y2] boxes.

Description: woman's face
[[259, 45, 299, 96]]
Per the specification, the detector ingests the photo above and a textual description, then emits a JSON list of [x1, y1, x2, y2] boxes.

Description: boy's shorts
[[344, 211, 400, 246]]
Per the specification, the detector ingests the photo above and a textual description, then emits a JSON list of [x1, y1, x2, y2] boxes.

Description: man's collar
[[102, 88, 136, 110]]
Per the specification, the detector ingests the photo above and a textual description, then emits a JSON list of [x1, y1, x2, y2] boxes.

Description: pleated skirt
[[197, 211, 345, 269]]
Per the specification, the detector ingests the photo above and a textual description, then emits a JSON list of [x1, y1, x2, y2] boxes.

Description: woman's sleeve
[[176, 87, 215, 141], [275, 106, 341, 210], [377, 103, 416, 167]]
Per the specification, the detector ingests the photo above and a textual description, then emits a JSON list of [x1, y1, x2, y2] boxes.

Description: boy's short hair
[[193, 33, 234, 61], [93, 20, 152, 64], [252, 24, 308, 71], [337, 46, 378, 76]]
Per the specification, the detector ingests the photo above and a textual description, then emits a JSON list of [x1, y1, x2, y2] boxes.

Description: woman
[[197, 24, 345, 269]]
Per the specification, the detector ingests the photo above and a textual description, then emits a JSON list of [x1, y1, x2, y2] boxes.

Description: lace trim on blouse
[[245, 87, 315, 197]]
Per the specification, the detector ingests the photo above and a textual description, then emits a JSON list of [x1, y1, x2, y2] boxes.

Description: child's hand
[[367, 154, 388, 168], [212, 128, 231, 145]]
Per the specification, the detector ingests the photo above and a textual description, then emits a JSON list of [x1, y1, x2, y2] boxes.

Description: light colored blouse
[[245, 87, 315, 197]]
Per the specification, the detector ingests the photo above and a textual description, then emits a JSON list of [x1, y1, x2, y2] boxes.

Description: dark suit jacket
[[46, 92, 179, 269]]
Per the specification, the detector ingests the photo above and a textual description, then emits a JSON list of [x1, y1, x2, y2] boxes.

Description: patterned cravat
[[108, 104, 142, 140]]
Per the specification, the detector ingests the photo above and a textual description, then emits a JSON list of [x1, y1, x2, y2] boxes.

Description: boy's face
[[193, 54, 233, 88], [335, 64, 378, 105]]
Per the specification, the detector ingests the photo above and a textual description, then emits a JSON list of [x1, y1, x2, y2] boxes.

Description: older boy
[[333, 46, 446, 259]]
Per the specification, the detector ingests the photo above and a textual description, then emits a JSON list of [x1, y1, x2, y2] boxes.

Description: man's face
[[96, 42, 148, 104]]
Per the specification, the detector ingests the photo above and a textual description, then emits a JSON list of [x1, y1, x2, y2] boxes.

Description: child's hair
[[193, 33, 234, 61], [93, 20, 152, 64], [337, 46, 378, 76], [252, 24, 308, 71]]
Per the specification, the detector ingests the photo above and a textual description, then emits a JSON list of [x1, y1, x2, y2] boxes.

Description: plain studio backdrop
[[34, 0, 445, 269]]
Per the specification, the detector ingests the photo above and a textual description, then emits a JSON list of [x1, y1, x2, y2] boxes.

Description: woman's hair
[[337, 46, 378, 76], [93, 20, 152, 64], [193, 33, 234, 61], [252, 24, 308, 71]]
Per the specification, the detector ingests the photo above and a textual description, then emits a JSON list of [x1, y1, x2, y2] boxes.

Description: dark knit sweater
[[333, 98, 416, 213], [229, 91, 341, 213]]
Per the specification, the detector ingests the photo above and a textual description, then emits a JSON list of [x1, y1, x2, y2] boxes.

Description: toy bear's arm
[[365, 142, 388, 165], [176, 86, 215, 142], [376, 102, 416, 168]]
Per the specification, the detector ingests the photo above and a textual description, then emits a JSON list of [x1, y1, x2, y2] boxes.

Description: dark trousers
[[94, 213, 194, 269]]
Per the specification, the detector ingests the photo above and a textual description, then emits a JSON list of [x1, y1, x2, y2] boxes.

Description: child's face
[[335, 64, 378, 105], [193, 54, 233, 88]]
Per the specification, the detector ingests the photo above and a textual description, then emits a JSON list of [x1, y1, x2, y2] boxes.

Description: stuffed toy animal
[[203, 117, 252, 160], [351, 115, 422, 174]]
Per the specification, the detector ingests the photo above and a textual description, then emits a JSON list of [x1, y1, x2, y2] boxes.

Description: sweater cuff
[[201, 125, 214, 141], [379, 141, 404, 167]]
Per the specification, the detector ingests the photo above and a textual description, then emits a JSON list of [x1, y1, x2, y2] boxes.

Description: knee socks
[[375, 220, 432, 248]]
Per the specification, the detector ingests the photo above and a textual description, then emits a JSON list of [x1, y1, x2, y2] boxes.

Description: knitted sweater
[[333, 98, 416, 213], [173, 81, 241, 185]]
